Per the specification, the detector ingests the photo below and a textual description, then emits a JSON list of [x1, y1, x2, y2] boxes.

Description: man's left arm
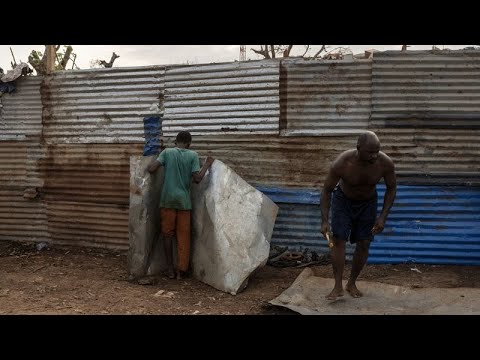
[[372, 159, 397, 235]]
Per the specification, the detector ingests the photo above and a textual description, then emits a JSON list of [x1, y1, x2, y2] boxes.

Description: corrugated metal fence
[[39, 66, 164, 249], [1, 52, 479, 264], [0, 76, 46, 245]]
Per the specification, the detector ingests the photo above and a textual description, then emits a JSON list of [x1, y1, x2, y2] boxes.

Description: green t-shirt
[[157, 148, 201, 210]]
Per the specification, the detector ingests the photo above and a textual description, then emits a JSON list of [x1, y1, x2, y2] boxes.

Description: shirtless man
[[321, 131, 397, 300]]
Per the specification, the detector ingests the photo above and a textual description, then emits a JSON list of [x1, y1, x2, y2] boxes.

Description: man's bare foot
[[326, 288, 344, 300], [345, 283, 363, 298]]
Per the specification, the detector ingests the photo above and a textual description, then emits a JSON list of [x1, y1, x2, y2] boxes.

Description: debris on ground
[[36, 242, 49, 252], [153, 290, 175, 298], [0, 240, 479, 315], [267, 246, 330, 268], [136, 276, 158, 286]]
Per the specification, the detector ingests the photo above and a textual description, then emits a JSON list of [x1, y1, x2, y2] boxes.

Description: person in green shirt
[[147, 131, 214, 279]]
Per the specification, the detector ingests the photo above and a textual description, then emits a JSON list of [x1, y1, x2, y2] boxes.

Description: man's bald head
[[357, 131, 380, 148], [357, 131, 381, 164]]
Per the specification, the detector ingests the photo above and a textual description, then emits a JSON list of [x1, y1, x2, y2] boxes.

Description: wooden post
[[46, 45, 56, 74]]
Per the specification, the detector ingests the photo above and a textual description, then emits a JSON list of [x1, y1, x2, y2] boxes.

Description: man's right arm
[[145, 150, 165, 174], [146, 160, 162, 173], [320, 160, 342, 238]]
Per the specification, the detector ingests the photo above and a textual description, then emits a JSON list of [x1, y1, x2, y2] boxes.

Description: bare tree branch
[[99, 52, 120, 68], [265, 45, 271, 59], [283, 45, 293, 57], [270, 45, 275, 59], [251, 46, 270, 59], [250, 44, 315, 59], [301, 45, 310, 57], [313, 45, 327, 58]]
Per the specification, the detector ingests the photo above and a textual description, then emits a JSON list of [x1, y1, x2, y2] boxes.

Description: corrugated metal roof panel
[[281, 59, 372, 136], [371, 50, 480, 125], [0, 76, 42, 140], [42, 66, 165, 144], [257, 184, 480, 265], [162, 61, 279, 135]]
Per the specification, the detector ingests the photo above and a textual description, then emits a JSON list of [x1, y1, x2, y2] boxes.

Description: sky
[[0, 45, 474, 72]]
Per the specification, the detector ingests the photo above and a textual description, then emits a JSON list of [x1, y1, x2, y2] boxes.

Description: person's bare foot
[[345, 283, 363, 298], [326, 287, 344, 300]]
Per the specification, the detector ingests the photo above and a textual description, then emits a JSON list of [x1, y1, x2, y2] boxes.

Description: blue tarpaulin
[[143, 116, 162, 156], [257, 184, 480, 265], [0, 81, 16, 94]]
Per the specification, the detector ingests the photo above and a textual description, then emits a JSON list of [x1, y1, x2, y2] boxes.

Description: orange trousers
[[160, 208, 191, 272]]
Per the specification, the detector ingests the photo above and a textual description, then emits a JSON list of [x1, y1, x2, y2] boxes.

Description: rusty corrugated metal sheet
[[0, 76, 43, 140], [162, 60, 279, 136], [373, 128, 480, 184], [0, 142, 28, 187], [0, 141, 46, 189], [191, 129, 480, 190], [0, 141, 47, 244], [42, 66, 165, 144], [36, 67, 162, 248], [0, 75, 45, 245], [0, 189, 48, 243], [281, 59, 372, 136], [0, 141, 139, 248], [39, 144, 142, 205], [371, 50, 480, 127], [189, 135, 357, 188], [36, 144, 142, 249], [46, 201, 128, 250]]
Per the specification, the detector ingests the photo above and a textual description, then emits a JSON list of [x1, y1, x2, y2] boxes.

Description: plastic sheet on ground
[[270, 268, 480, 315]]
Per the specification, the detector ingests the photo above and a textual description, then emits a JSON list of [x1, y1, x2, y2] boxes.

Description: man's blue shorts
[[331, 186, 378, 244]]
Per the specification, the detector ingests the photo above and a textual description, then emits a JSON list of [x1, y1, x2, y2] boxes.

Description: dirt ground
[[0, 241, 479, 315]]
